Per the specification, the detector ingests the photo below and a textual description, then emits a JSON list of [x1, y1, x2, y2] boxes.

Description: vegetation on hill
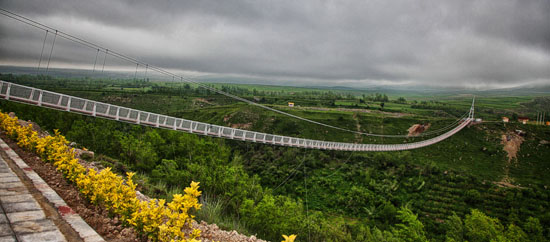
[[0, 74, 549, 241]]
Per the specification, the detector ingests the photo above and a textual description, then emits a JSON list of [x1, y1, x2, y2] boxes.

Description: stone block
[[0, 182, 24, 190], [83, 234, 105, 242], [0, 173, 16, 178], [0, 235, 17, 242], [0, 187, 29, 196], [0, 194, 34, 204], [0, 169, 11, 174], [6, 210, 45, 223], [0, 177, 19, 183], [10, 158, 28, 169], [12, 219, 57, 234], [64, 214, 96, 238], [41, 191, 66, 207], [23, 172, 42, 183], [2, 201, 41, 213], [18, 230, 66, 242], [0, 223, 14, 237]]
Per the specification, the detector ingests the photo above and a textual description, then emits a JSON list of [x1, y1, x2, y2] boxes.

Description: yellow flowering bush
[[76, 168, 139, 222], [129, 182, 202, 242], [282, 234, 297, 242], [0, 111, 201, 242]]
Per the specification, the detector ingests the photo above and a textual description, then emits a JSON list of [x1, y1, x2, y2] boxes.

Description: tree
[[464, 209, 504, 242], [392, 207, 428, 242], [465, 189, 482, 204], [375, 93, 383, 101], [118, 134, 159, 171], [362, 226, 398, 242], [151, 159, 182, 186], [503, 224, 528, 242], [377, 201, 397, 225], [445, 213, 465, 242], [240, 194, 305, 241], [523, 217, 544, 242]]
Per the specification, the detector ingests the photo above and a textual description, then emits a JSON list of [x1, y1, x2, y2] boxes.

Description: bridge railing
[[0, 80, 471, 152]]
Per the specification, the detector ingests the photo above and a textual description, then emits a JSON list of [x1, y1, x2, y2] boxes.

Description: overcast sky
[[1, 0, 549, 89]]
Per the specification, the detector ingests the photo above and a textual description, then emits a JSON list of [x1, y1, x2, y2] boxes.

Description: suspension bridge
[[0, 9, 475, 152], [0, 80, 474, 151]]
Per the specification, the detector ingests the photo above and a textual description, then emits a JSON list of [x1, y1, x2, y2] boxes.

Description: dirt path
[[497, 132, 524, 188], [501, 133, 524, 162], [193, 98, 214, 106], [407, 123, 431, 137]]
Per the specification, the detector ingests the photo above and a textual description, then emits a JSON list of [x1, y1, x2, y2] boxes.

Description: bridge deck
[[0, 80, 471, 152]]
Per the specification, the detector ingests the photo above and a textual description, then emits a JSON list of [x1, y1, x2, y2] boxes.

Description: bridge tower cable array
[[0, 8, 467, 139], [37, 30, 48, 71]]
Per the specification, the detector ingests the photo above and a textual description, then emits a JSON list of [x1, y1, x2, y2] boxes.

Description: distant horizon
[[2, 64, 550, 94]]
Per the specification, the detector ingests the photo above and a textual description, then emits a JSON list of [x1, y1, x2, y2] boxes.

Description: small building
[[502, 117, 509, 123], [288, 102, 294, 107], [518, 117, 529, 124], [475, 118, 482, 123]]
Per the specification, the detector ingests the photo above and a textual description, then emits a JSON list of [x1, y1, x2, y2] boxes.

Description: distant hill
[[2, 65, 550, 97]]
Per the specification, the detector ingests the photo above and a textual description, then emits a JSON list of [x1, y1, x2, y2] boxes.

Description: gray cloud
[[1, 0, 549, 89]]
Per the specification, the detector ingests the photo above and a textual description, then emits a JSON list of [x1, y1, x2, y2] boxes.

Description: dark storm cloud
[[1, 0, 549, 88]]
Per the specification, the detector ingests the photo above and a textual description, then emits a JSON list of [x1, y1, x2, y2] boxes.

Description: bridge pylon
[[469, 96, 475, 119]]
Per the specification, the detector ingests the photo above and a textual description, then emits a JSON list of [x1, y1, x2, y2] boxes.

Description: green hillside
[[1, 74, 549, 242]]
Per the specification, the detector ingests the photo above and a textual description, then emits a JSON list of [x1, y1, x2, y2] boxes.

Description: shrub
[[0, 111, 201, 242], [465, 189, 482, 204]]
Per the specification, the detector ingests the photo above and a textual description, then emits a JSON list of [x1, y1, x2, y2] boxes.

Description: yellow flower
[[282, 234, 297, 242], [0, 111, 203, 242]]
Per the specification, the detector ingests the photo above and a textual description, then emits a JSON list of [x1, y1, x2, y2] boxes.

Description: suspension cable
[[144, 64, 148, 81], [0, 8, 471, 138], [134, 63, 139, 79], [45, 30, 57, 74], [37, 30, 48, 71], [92, 49, 99, 73], [101, 49, 108, 73], [273, 157, 306, 192]]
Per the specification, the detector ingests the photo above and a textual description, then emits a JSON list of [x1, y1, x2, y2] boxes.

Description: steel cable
[[0, 8, 473, 139]]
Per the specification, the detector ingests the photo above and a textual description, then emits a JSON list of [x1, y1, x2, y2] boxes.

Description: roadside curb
[[0, 138, 105, 242]]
